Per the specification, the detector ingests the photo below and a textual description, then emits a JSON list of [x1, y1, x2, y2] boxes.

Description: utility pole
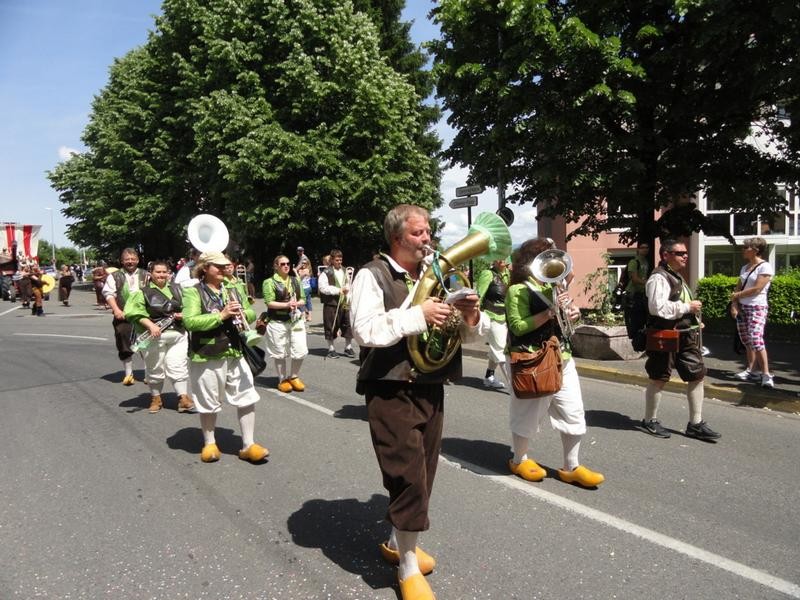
[[45, 207, 56, 267]]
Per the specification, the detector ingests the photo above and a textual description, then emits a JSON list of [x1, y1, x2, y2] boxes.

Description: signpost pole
[[467, 205, 473, 286]]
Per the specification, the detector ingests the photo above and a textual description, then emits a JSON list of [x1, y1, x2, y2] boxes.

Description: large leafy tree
[[49, 0, 440, 266], [430, 0, 800, 244]]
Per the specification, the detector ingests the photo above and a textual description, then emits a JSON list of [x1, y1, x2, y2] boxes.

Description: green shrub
[[697, 271, 800, 325]]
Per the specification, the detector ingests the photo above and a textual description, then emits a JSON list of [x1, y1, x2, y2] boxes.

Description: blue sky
[[0, 1, 534, 252]]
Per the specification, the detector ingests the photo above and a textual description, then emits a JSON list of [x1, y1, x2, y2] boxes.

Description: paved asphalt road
[[1, 292, 799, 599]]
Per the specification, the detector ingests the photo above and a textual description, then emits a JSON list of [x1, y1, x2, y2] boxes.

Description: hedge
[[696, 270, 800, 326]]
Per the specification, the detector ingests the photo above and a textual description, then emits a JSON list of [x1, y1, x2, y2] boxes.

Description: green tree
[[430, 0, 800, 245], [37, 240, 81, 268], [48, 0, 441, 267]]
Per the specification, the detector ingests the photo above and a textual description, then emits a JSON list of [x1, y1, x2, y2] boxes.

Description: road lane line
[[276, 391, 800, 598], [1, 306, 22, 317], [12, 333, 108, 341], [443, 455, 800, 598]]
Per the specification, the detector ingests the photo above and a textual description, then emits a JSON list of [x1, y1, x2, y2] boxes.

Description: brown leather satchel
[[510, 336, 563, 398], [645, 328, 680, 352]]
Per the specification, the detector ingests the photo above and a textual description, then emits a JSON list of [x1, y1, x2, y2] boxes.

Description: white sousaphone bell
[[186, 214, 262, 347]]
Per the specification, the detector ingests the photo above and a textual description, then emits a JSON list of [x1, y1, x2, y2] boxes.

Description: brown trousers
[[365, 381, 444, 532], [112, 317, 134, 361]]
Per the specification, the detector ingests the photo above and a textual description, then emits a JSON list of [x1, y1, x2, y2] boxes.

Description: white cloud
[[57, 146, 80, 161]]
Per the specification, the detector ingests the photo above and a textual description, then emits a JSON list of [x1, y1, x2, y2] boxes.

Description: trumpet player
[[262, 254, 308, 393], [182, 252, 268, 464], [125, 260, 195, 414], [318, 249, 355, 358], [505, 238, 604, 489], [476, 257, 510, 389]]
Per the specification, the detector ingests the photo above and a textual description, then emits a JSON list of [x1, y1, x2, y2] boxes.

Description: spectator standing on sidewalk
[[730, 237, 774, 388], [623, 242, 650, 350], [58, 264, 74, 306], [476, 257, 509, 389], [641, 240, 720, 442]]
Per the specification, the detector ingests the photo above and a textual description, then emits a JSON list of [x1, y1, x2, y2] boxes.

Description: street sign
[[455, 185, 484, 197], [449, 195, 479, 209]]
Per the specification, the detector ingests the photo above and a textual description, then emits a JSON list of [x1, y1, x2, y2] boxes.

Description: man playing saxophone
[[125, 260, 195, 414], [350, 204, 489, 600]]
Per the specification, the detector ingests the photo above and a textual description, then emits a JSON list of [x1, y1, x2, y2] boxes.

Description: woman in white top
[[729, 237, 774, 388]]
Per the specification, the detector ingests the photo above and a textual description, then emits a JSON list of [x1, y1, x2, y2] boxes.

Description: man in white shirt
[[317, 249, 355, 358], [350, 204, 488, 600], [103, 248, 149, 385]]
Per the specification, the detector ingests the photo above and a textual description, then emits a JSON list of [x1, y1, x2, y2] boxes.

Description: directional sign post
[[455, 185, 485, 197], [450, 187, 485, 287]]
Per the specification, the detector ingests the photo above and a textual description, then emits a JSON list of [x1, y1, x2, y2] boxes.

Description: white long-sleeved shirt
[[645, 270, 691, 321], [318, 267, 346, 298], [102, 269, 143, 300], [350, 254, 488, 349]]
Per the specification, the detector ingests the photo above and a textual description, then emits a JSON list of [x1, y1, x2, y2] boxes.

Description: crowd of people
[[8, 211, 780, 600]]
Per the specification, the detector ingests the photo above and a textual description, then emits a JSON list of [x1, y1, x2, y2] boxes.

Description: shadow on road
[[287, 493, 400, 596], [166, 426, 242, 457], [585, 409, 640, 431], [334, 404, 368, 421], [440, 437, 509, 475]]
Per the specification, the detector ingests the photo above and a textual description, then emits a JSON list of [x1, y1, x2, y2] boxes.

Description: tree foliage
[[430, 0, 800, 244], [48, 0, 441, 267]]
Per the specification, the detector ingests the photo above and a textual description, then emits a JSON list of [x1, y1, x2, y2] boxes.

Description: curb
[[460, 345, 800, 415]]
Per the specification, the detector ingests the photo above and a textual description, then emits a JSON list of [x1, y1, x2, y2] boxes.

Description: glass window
[[733, 213, 758, 236], [759, 213, 786, 235], [705, 213, 731, 237]]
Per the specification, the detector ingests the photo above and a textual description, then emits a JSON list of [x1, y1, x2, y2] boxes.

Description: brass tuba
[[407, 212, 512, 373]]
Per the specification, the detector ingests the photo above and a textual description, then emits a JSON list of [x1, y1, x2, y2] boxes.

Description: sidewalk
[[461, 333, 800, 414], [47, 287, 799, 414]]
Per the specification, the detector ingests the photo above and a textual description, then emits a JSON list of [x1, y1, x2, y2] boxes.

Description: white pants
[[486, 318, 508, 364], [143, 330, 189, 394], [265, 319, 308, 360], [190, 356, 260, 414], [508, 357, 586, 438]]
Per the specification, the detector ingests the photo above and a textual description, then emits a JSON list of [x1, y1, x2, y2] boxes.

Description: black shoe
[[640, 419, 671, 438], [326, 350, 339, 359], [343, 347, 355, 358], [685, 421, 721, 442]]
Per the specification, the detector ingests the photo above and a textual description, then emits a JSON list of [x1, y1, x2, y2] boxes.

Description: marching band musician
[[350, 204, 488, 600], [317, 249, 355, 358], [261, 254, 308, 393], [505, 238, 604, 488], [29, 265, 45, 316], [182, 251, 268, 464], [125, 260, 195, 414], [103, 248, 149, 385], [476, 257, 510, 389]]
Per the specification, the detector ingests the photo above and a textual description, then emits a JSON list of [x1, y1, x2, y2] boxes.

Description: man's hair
[[742, 236, 767, 257], [329, 249, 343, 259], [150, 260, 171, 271], [510, 238, 552, 285], [120, 247, 138, 258], [659, 238, 682, 256], [384, 204, 429, 245]]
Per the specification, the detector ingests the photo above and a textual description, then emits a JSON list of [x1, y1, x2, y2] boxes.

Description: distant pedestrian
[[729, 237, 774, 388], [641, 240, 720, 442], [58, 264, 74, 306]]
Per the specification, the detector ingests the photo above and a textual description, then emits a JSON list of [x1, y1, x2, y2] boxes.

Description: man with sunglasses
[[641, 240, 721, 442]]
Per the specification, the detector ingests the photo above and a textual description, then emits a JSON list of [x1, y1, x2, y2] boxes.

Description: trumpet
[[529, 248, 576, 341], [132, 316, 176, 352]]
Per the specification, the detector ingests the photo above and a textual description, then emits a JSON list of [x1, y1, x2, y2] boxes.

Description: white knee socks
[[394, 528, 420, 581], [290, 358, 303, 379], [687, 380, 704, 424], [200, 413, 217, 445], [645, 381, 663, 421], [174, 380, 188, 396], [238, 405, 256, 448], [561, 433, 581, 471], [511, 433, 529, 464], [123, 358, 133, 377]]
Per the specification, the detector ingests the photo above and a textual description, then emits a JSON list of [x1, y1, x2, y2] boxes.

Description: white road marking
[[12, 333, 108, 341], [0, 306, 23, 317], [277, 391, 800, 598]]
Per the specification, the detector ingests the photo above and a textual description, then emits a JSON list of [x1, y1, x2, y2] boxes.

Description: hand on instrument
[[688, 300, 702, 314], [452, 293, 481, 326], [220, 300, 241, 320], [421, 297, 452, 327], [146, 322, 162, 339]]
